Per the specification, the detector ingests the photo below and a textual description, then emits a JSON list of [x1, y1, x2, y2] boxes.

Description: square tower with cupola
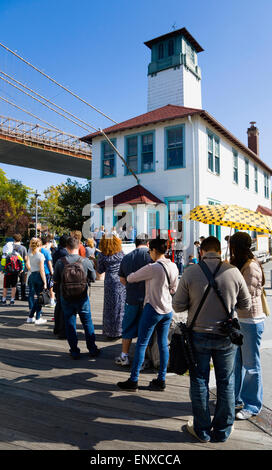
[[144, 28, 204, 111]]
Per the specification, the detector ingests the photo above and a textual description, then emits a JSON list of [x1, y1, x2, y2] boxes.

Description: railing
[[0, 115, 92, 157]]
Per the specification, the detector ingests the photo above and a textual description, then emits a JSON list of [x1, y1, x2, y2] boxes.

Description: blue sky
[[0, 0, 271, 194]]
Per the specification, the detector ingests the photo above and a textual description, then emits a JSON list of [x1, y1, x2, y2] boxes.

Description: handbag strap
[[157, 261, 171, 289], [198, 260, 233, 320], [187, 260, 223, 330]]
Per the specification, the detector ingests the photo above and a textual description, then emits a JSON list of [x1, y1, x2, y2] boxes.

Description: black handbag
[[38, 289, 51, 306], [168, 261, 223, 375]]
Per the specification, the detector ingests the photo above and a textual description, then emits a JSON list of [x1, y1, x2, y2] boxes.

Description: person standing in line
[[13, 233, 28, 301], [174, 239, 184, 275], [70, 230, 86, 257], [111, 227, 119, 238], [96, 235, 126, 340], [52, 234, 69, 339], [1, 242, 25, 306], [95, 226, 105, 249], [172, 236, 251, 443], [85, 238, 96, 260], [230, 232, 266, 420], [117, 237, 179, 392], [53, 236, 99, 359], [26, 238, 47, 325], [41, 235, 55, 307], [194, 240, 201, 262], [116, 234, 152, 366]]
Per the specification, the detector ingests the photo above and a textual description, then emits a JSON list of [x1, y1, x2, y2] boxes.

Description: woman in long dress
[[96, 235, 126, 339]]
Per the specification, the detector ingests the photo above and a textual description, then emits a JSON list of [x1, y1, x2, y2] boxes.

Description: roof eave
[[144, 27, 204, 53], [80, 108, 201, 144], [200, 111, 272, 175]]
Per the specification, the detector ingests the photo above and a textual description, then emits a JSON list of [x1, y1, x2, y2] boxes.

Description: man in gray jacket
[[173, 236, 251, 443]]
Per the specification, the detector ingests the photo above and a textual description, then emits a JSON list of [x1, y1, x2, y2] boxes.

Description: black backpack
[[60, 257, 87, 301]]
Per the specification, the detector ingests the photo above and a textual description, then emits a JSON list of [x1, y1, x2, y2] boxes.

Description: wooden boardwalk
[[0, 279, 272, 451]]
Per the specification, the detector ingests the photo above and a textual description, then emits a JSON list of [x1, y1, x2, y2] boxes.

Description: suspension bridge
[[0, 115, 92, 178], [0, 40, 117, 179]]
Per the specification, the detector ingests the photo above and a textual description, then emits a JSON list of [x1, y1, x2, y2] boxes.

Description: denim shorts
[[122, 303, 143, 339]]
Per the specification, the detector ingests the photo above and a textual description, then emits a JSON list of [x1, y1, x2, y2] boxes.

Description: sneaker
[[9, 300, 15, 306], [69, 350, 80, 360], [115, 355, 130, 366], [186, 419, 210, 443], [35, 318, 47, 325], [1, 300, 7, 305], [236, 410, 253, 420], [148, 378, 166, 391], [211, 424, 234, 442], [89, 348, 100, 358], [26, 317, 35, 323], [117, 378, 138, 391]]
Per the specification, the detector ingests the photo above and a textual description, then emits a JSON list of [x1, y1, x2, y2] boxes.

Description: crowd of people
[[0, 228, 268, 444]]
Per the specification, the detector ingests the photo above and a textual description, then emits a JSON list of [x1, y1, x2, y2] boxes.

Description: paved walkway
[[0, 280, 272, 450]]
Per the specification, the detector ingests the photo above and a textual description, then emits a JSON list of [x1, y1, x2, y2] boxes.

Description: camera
[[220, 317, 243, 346]]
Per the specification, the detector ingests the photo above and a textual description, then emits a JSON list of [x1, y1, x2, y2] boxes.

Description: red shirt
[[79, 244, 86, 257]]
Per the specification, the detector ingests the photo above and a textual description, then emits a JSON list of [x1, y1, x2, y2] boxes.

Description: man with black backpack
[[173, 236, 251, 444], [53, 236, 99, 359]]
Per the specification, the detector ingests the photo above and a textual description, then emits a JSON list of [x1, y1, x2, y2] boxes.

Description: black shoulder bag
[[198, 260, 243, 346], [168, 261, 222, 375]]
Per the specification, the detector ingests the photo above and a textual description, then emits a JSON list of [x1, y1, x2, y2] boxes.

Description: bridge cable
[[0, 74, 96, 133], [0, 71, 99, 132], [0, 41, 117, 124], [0, 95, 61, 131], [0, 93, 139, 181]]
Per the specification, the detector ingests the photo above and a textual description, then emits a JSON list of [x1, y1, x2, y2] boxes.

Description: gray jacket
[[172, 252, 252, 335]]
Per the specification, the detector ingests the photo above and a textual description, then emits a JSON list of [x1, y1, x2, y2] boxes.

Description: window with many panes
[[207, 131, 220, 175], [166, 126, 184, 169], [264, 172, 269, 198], [245, 158, 249, 189], [168, 39, 174, 56], [101, 140, 116, 177], [233, 150, 238, 184], [158, 43, 164, 59], [186, 42, 195, 64], [126, 136, 138, 173], [254, 166, 258, 193], [125, 132, 154, 174], [141, 133, 154, 172]]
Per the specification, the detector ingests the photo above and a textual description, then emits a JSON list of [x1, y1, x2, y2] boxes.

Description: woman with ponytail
[[230, 232, 266, 420]]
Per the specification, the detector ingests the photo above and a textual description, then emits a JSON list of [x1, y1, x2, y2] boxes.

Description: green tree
[[58, 178, 91, 232], [31, 178, 91, 235], [0, 169, 31, 238]]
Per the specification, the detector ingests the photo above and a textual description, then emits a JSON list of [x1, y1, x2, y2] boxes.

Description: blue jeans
[[190, 332, 237, 442], [130, 303, 172, 382], [234, 321, 264, 415], [61, 295, 97, 356], [28, 272, 44, 320]]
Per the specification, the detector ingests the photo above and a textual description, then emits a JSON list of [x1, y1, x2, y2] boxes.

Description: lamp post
[[34, 190, 40, 237]]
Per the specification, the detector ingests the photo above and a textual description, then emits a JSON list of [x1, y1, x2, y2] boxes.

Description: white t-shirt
[[28, 251, 45, 272]]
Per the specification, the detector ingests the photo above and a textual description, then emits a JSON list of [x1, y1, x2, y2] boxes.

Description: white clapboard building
[[82, 27, 272, 257]]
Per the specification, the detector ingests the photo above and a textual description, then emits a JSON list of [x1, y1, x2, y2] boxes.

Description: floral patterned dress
[[97, 251, 126, 338]]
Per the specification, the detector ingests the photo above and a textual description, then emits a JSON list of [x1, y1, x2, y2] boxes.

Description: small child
[[1, 243, 25, 306]]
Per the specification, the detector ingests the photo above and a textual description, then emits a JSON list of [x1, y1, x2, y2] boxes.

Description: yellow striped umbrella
[[184, 204, 272, 234]]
